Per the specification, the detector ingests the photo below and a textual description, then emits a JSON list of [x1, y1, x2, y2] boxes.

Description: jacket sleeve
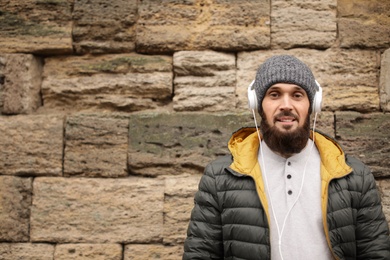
[[353, 158, 390, 259], [183, 160, 224, 260]]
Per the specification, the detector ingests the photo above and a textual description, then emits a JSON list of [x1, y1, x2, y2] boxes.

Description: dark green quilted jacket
[[183, 128, 390, 259]]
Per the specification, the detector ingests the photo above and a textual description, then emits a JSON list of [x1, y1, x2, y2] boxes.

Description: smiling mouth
[[276, 117, 296, 123]]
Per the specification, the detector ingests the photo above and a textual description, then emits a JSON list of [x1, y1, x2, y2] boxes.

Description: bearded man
[[183, 55, 390, 260]]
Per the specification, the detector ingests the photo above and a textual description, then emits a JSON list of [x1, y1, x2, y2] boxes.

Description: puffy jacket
[[183, 128, 390, 260]]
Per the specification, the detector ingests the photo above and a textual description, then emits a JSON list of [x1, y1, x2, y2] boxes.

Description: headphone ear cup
[[247, 80, 258, 110], [312, 81, 323, 114]]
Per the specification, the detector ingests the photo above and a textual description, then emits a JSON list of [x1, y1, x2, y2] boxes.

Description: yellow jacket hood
[[228, 127, 352, 180]]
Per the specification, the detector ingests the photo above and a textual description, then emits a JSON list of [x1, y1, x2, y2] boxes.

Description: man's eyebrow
[[267, 85, 304, 91]]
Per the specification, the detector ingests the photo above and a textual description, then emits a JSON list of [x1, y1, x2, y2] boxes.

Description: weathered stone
[[0, 56, 6, 112], [124, 244, 183, 260], [173, 51, 236, 112], [0, 176, 32, 242], [0, 0, 73, 54], [335, 112, 390, 178], [315, 112, 334, 138], [338, 0, 390, 48], [136, 0, 270, 53], [128, 112, 254, 177], [164, 175, 201, 244], [377, 179, 390, 225], [272, 0, 337, 49], [0, 54, 42, 115], [0, 115, 63, 176], [73, 0, 137, 54], [380, 49, 390, 112], [41, 54, 173, 112], [0, 243, 54, 260], [30, 177, 164, 243], [64, 114, 128, 177], [237, 49, 379, 112], [55, 243, 122, 260]]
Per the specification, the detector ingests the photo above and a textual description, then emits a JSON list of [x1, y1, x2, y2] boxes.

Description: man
[[183, 55, 390, 259]]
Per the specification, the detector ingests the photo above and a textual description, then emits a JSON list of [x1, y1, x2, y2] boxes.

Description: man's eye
[[269, 92, 279, 98], [294, 93, 304, 98]]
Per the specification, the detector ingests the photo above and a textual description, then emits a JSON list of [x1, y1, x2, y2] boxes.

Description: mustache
[[274, 111, 299, 121]]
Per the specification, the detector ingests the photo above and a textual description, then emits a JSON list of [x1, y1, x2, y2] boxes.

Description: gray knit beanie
[[253, 55, 318, 111]]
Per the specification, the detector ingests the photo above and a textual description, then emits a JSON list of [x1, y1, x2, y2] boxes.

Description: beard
[[260, 110, 310, 157]]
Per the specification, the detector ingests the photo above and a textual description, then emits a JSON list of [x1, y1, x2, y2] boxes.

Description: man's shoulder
[[345, 154, 371, 176], [204, 155, 233, 176]]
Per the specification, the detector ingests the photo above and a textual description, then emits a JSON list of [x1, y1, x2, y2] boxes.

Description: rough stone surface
[[173, 51, 236, 112], [378, 180, 390, 226], [0, 56, 6, 111], [335, 112, 390, 178], [0, 54, 42, 115], [41, 54, 173, 113], [338, 0, 390, 48], [164, 175, 201, 245], [136, 0, 270, 53], [0, 115, 63, 176], [64, 114, 129, 177], [380, 48, 390, 112], [0, 243, 54, 260], [314, 112, 334, 138], [237, 48, 379, 112], [124, 244, 183, 260], [0, 0, 73, 54], [128, 112, 254, 177], [272, 0, 337, 49], [55, 243, 122, 260], [73, 0, 137, 54], [0, 176, 32, 242], [30, 177, 164, 243]]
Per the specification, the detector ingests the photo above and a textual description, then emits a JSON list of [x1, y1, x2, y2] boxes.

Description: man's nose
[[280, 95, 293, 110]]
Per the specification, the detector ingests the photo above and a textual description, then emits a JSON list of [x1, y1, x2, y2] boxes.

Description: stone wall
[[0, 0, 389, 259]]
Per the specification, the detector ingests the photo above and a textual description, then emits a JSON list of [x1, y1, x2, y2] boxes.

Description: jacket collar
[[228, 127, 352, 180]]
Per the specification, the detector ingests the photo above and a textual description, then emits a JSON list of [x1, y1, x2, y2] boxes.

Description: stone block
[[0, 59, 5, 113], [0, 243, 54, 260], [124, 244, 183, 260], [30, 177, 164, 243], [380, 49, 390, 112], [338, 0, 390, 48], [41, 54, 172, 112], [128, 112, 254, 177], [0, 115, 63, 176], [0, 54, 42, 115], [55, 243, 122, 260], [377, 179, 390, 226], [136, 0, 270, 53], [0, 0, 73, 54], [64, 115, 128, 177], [73, 0, 137, 54], [173, 51, 236, 112], [315, 112, 334, 138], [0, 176, 32, 242], [335, 112, 390, 178], [237, 49, 379, 112], [164, 175, 201, 244], [272, 0, 337, 49]]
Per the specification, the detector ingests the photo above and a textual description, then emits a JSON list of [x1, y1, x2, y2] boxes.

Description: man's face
[[260, 83, 311, 157], [261, 83, 310, 132]]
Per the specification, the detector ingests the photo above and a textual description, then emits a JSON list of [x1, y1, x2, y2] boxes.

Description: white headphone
[[247, 80, 323, 114]]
